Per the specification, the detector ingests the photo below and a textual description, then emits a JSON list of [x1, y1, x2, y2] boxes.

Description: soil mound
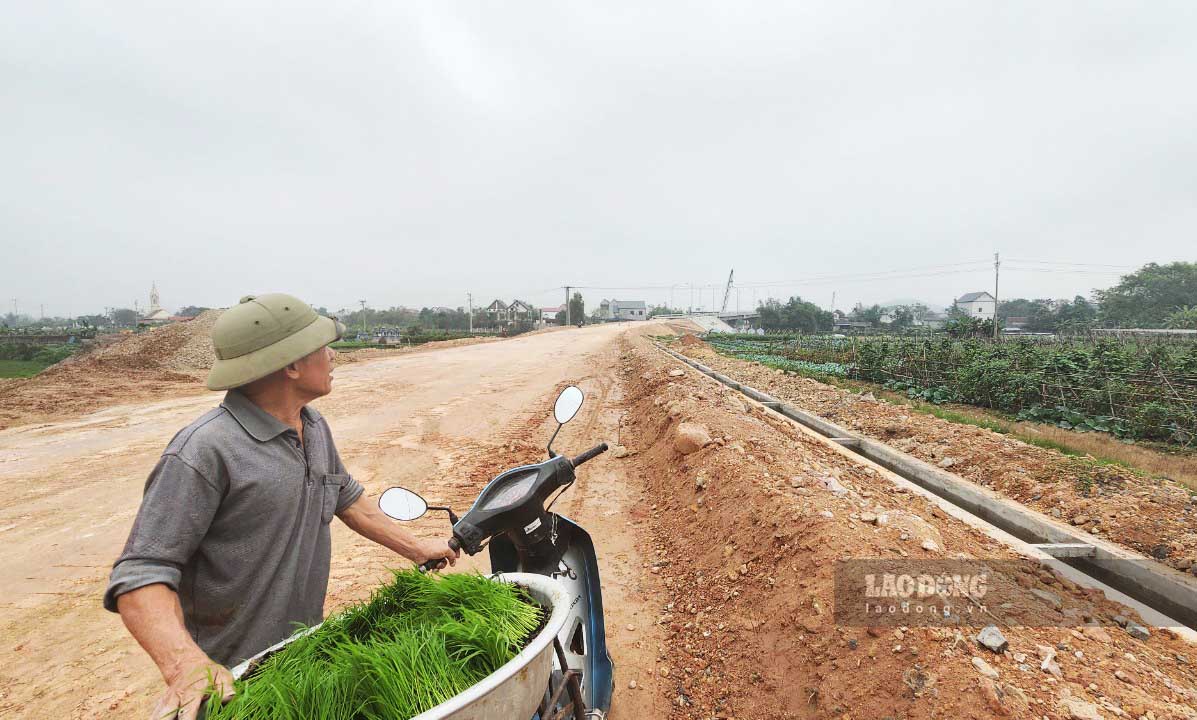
[[677, 333, 705, 348], [0, 312, 221, 429]]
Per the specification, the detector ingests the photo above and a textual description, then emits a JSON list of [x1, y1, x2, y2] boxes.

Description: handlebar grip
[[419, 536, 461, 573], [571, 443, 609, 468]]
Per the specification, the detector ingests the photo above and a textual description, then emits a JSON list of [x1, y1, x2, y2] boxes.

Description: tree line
[[751, 261, 1197, 334]]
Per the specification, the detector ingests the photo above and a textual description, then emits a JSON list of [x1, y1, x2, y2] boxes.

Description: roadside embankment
[[671, 337, 1197, 577], [617, 337, 1197, 719]]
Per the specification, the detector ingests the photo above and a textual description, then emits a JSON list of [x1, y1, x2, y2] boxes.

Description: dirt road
[[0, 322, 666, 719], [6, 322, 1195, 719]]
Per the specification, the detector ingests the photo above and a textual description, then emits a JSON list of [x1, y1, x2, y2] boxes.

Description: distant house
[[508, 300, 536, 322], [599, 299, 647, 321], [917, 310, 948, 329], [1005, 316, 1029, 331], [955, 291, 995, 321], [485, 300, 508, 322], [833, 320, 871, 332], [541, 305, 564, 323]]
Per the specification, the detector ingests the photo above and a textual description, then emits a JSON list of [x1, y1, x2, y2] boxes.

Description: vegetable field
[[707, 334, 1197, 445]]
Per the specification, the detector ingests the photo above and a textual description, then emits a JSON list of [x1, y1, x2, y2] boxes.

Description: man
[[103, 294, 458, 720]]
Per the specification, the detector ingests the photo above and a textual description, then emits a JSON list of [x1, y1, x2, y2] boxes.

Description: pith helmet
[[206, 293, 345, 391]]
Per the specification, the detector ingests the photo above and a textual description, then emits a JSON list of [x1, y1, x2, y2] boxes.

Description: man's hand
[[150, 651, 233, 720], [339, 495, 463, 570], [414, 538, 461, 571]]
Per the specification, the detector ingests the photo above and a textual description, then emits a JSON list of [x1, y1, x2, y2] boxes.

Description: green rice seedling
[[203, 570, 543, 719]]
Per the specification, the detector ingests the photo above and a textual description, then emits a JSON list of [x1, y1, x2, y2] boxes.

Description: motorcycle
[[379, 386, 615, 719]]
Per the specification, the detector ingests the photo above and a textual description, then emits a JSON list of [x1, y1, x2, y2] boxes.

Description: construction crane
[[720, 269, 734, 314]]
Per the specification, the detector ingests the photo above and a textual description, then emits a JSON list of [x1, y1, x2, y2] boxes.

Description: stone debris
[[1125, 622, 1151, 641], [1060, 696, 1104, 720], [971, 656, 999, 679], [673, 422, 712, 455], [976, 625, 1008, 653]]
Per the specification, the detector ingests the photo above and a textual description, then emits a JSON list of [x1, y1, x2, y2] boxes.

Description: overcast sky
[[3, 1, 1195, 317]]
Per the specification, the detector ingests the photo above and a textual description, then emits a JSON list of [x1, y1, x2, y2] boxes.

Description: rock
[[860, 392, 877, 402], [673, 423, 711, 455], [1030, 588, 1063, 610], [875, 513, 889, 527], [978, 677, 1010, 716], [1150, 544, 1170, 560], [1038, 645, 1062, 678], [610, 445, 629, 458], [668, 368, 685, 377], [971, 656, 1000, 679], [860, 512, 878, 524], [695, 474, 707, 490], [819, 510, 834, 519], [1071, 515, 1090, 526], [628, 679, 638, 689], [937, 457, 957, 469], [1114, 669, 1132, 683], [1112, 614, 1129, 627], [1060, 697, 1104, 720], [976, 625, 1009, 653], [921, 538, 940, 553], [1125, 622, 1150, 641], [1052, 508, 1063, 518], [820, 475, 849, 495], [1080, 626, 1112, 643], [626, 624, 636, 631]]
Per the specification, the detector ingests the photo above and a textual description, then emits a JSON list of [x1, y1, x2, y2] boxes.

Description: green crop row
[[707, 335, 1197, 444]]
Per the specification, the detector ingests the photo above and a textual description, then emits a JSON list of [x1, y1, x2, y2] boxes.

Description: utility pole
[[40, 304, 45, 320], [12, 298, 18, 317], [467, 292, 473, 333], [993, 252, 1000, 341], [358, 300, 367, 336], [564, 286, 571, 326], [831, 291, 836, 313]]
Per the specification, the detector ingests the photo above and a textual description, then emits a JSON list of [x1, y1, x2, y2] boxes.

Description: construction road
[[0, 322, 667, 719]]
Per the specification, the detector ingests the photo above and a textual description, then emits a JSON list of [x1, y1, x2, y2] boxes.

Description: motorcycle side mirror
[[547, 385, 585, 457], [379, 487, 429, 521], [554, 386, 584, 425]]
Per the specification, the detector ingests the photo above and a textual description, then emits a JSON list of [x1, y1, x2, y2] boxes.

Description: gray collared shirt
[[103, 390, 364, 666]]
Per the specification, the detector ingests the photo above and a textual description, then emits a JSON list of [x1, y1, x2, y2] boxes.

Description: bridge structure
[[654, 310, 759, 333]]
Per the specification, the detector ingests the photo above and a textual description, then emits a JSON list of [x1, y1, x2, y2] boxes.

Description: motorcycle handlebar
[[419, 536, 461, 573], [571, 443, 609, 468]]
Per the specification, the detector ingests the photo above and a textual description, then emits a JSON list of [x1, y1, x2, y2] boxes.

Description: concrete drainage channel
[[658, 344, 1197, 632]]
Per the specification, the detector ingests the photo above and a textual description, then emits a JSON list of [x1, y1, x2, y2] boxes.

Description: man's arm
[[338, 495, 460, 568], [117, 584, 233, 720], [104, 453, 228, 718]]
